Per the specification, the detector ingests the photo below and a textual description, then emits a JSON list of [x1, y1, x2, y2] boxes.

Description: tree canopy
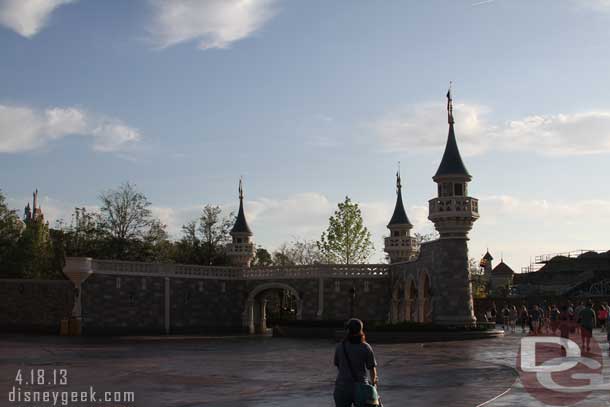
[[317, 196, 373, 264]]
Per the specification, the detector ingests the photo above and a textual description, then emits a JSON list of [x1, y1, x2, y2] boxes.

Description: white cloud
[[149, 0, 279, 50], [470, 195, 610, 272], [574, 0, 610, 11], [0, 104, 141, 154], [91, 121, 142, 152], [0, 0, 77, 38], [374, 102, 493, 156], [374, 103, 610, 156]]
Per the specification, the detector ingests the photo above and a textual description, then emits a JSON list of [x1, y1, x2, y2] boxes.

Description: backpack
[[342, 342, 382, 407]]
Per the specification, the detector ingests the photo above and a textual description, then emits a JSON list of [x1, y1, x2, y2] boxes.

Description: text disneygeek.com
[[7, 369, 135, 406]]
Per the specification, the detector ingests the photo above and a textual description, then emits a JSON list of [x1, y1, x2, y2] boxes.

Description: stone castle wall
[[3, 236, 475, 335], [78, 273, 391, 334], [390, 239, 475, 325], [0, 279, 74, 333]]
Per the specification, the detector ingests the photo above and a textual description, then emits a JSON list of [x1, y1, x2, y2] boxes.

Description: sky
[[2, 0, 610, 270]]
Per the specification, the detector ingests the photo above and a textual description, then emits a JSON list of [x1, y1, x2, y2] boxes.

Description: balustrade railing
[[85, 258, 390, 280], [428, 196, 479, 214]]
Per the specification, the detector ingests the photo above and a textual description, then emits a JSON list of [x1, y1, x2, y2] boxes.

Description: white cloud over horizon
[[0, 104, 142, 154], [374, 103, 610, 156], [148, 0, 280, 50], [0, 0, 76, 38]]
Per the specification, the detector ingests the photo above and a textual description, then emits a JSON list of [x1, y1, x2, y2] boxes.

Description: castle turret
[[24, 189, 44, 223], [428, 86, 479, 238], [427, 86, 478, 326], [480, 250, 494, 281], [384, 168, 417, 263], [226, 179, 255, 267]]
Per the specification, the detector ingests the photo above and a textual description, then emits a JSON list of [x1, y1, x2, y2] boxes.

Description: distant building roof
[[483, 251, 494, 261], [492, 261, 515, 275]]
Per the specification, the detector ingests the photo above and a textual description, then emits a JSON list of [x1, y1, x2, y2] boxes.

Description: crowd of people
[[483, 300, 610, 353]]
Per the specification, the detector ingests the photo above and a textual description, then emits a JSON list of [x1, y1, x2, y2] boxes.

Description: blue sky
[[2, 0, 610, 269]]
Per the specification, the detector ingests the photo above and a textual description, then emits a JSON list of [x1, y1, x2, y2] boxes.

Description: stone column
[[256, 299, 267, 334], [246, 300, 255, 334], [164, 277, 170, 334], [418, 298, 426, 323], [62, 257, 93, 335], [433, 239, 477, 326], [316, 278, 324, 320], [390, 299, 399, 323]]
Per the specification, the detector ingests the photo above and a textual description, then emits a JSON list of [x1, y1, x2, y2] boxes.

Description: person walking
[[520, 305, 529, 333], [530, 304, 542, 335], [559, 304, 572, 356], [597, 303, 608, 331], [579, 302, 596, 353], [501, 304, 511, 331], [574, 301, 585, 337], [333, 318, 379, 407], [509, 305, 519, 333], [550, 304, 560, 336]]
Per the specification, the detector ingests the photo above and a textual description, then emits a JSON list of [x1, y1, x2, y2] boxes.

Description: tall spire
[[388, 165, 412, 227], [231, 177, 252, 235], [33, 189, 38, 210], [434, 84, 470, 180]]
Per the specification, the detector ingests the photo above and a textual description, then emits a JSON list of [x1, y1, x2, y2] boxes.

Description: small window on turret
[[442, 183, 452, 197], [236, 238, 242, 244], [454, 183, 463, 196], [393, 231, 399, 237]]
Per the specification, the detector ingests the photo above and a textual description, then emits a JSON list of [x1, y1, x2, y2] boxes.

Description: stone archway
[[418, 272, 431, 323], [243, 283, 302, 334], [405, 277, 417, 322]]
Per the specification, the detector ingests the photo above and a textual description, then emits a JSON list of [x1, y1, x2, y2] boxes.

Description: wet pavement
[[0, 330, 608, 406]]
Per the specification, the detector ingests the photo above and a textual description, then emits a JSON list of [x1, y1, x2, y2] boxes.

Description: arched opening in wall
[[243, 283, 301, 335], [418, 273, 432, 323], [406, 279, 417, 322]]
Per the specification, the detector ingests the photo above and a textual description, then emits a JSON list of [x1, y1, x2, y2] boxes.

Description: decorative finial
[[239, 177, 244, 201], [446, 81, 454, 125], [396, 162, 402, 193]]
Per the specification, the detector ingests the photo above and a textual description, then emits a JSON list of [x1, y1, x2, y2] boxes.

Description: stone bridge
[[63, 235, 474, 335], [64, 257, 395, 335]]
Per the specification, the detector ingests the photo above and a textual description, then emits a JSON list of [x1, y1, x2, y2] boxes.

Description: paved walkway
[[0, 330, 608, 406]]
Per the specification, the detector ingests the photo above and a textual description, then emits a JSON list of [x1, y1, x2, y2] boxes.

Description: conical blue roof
[[434, 122, 470, 178], [388, 188, 412, 226], [231, 197, 252, 235]]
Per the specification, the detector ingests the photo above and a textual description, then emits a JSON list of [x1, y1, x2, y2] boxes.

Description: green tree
[[96, 182, 170, 261], [198, 205, 233, 265], [14, 217, 59, 279], [62, 207, 105, 257], [272, 238, 323, 266], [0, 190, 23, 276], [252, 247, 273, 266], [175, 205, 234, 265], [317, 196, 373, 264]]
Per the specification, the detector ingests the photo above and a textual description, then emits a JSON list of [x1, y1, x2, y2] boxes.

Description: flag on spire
[[239, 177, 244, 200], [396, 162, 401, 193], [446, 82, 454, 125]]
